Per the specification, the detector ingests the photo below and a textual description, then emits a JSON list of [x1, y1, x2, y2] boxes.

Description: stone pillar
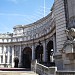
[[43, 40, 47, 62], [32, 44, 35, 60], [7, 46, 10, 66], [0, 56, 1, 64], [19, 45, 21, 67], [3, 46, 6, 64], [12, 46, 14, 67]]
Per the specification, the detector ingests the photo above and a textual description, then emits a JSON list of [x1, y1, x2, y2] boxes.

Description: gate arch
[[21, 47, 32, 68], [47, 40, 53, 62]]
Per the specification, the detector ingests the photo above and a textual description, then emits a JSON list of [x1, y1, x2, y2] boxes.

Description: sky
[[0, 0, 54, 33]]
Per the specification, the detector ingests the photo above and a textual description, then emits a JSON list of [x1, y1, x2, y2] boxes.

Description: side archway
[[47, 40, 53, 62], [21, 47, 32, 68]]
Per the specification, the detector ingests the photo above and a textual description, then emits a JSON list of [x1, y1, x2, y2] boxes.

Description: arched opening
[[35, 41, 43, 62], [21, 47, 32, 68], [46, 40, 55, 67], [47, 40, 54, 62]]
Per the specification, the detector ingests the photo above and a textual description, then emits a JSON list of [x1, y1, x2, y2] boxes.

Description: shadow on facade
[[21, 47, 32, 68]]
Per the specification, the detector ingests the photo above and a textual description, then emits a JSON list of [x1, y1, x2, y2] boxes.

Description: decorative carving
[[68, 16, 75, 29], [65, 28, 75, 40]]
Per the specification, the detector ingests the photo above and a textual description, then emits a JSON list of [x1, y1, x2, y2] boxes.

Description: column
[[32, 44, 35, 60], [0, 56, 1, 64], [3, 46, 6, 64], [12, 46, 14, 67], [43, 40, 47, 62], [7, 46, 10, 65], [19, 45, 21, 64]]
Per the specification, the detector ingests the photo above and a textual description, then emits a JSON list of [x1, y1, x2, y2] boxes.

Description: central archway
[[21, 47, 32, 68]]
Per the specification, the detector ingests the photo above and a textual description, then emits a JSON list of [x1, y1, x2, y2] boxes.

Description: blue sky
[[0, 0, 54, 33]]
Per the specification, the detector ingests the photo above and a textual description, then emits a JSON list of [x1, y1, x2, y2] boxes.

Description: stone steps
[[0, 71, 38, 75]]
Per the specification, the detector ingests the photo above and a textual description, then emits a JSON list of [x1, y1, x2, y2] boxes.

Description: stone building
[[0, 0, 75, 71]]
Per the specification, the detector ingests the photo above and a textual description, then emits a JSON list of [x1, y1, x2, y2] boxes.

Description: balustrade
[[31, 60, 57, 75], [56, 71, 75, 75]]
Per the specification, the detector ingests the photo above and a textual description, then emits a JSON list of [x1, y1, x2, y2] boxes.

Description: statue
[[65, 28, 75, 40], [14, 56, 19, 68]]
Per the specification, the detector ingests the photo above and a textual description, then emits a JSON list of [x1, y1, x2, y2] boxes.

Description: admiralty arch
[[0, 0, 75, 71]]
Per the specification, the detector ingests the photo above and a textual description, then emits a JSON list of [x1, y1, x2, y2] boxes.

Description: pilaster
[[32, 44, 35, 60], [43, 40, 47, 62], [0, 56, 1, 64], [3, 46, 6, 64], [12, 46, 14, 67], [7, 46, 10, 64], [19, 45, 21, 65]]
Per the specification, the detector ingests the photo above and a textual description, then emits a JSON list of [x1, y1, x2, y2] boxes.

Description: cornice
[[0, 25, 55, 45]]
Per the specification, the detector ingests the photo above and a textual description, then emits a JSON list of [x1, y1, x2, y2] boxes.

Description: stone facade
[[0, 0, 75, 71], [0, 12, 56, 68]]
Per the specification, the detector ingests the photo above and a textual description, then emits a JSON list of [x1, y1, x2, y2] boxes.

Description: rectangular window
[[10, 46, 12, 54], [10, 55, 12, 63], [0, 46, 2, 54], [5, 56, 7, 63], [6, 46, 8, 53]]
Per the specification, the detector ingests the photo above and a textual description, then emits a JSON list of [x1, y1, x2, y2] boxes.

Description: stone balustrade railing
[[56, 71, 75, 75], [31, 60, 75, 75], [31, 60, 57, 75]]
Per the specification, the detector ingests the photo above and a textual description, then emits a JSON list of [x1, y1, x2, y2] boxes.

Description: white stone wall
[[54, 0, 67, 53], [0, 45, 13, 67], [66, 0, 75, 28], [67, 0, 75, 19]]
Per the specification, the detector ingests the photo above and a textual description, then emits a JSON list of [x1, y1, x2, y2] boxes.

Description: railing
[[31, 60, 75, 75], [31, 60, 57, 75], [56, 71, 75, 75], [31, 60, 37, 72]]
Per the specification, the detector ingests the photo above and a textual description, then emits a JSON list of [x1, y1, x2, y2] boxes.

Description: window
[[10, 55, 12, 63], [0, 46, 2, 54], [5, 56, 7, 63], [10, 46, 12, 54], [6, 46, 8, 53]]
